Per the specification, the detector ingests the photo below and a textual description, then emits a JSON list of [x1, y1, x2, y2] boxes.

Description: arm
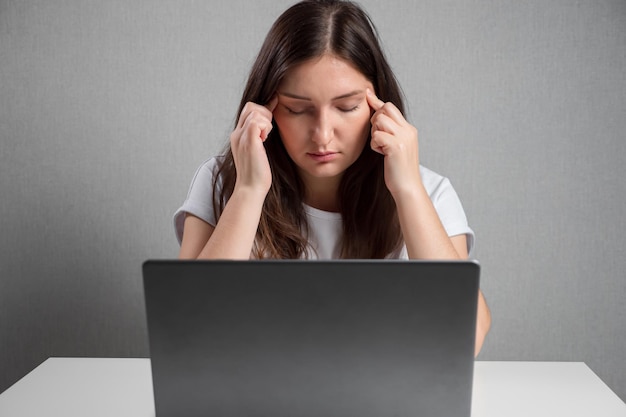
[[367, 89, 491, 356], [395, 189, 492, 356], [393, 184, 462, 260], [178, 187, 266, 259], [178, 98, 278, 259], [475, 289, 491, 357], [366, 89, 462, 260]]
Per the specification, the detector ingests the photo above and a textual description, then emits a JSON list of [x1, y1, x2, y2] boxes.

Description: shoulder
[[183, 155, 229, 192], [173, 155, 227, 244], [419, 165, 454, 199], [418, 164, 466, 213], [419, 165, 476, 257], [194, 155, 226, 181]]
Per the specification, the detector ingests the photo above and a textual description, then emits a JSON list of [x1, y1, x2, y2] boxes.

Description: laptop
[[143, 260, 479, 417]]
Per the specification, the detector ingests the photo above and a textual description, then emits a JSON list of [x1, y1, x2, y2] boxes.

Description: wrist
[[389, 177, 427, 205], [232, 183, 269, 206]]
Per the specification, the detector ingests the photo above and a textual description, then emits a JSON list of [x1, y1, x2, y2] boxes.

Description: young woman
[[174, 0, 491, 354]]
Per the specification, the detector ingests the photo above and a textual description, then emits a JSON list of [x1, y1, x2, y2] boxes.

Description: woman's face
[[273, 54, 374, 189]]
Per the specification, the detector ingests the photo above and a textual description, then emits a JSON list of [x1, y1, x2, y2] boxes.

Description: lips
[[307, 151, 338, 162]]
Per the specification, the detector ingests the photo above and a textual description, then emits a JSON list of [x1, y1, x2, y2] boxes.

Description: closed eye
[[339, 105, 360, 113], [284, 105, 308, 115], [283, 104, 359, 115]]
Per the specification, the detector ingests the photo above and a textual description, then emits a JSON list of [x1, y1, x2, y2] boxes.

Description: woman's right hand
[[230, 96, 278, 196]]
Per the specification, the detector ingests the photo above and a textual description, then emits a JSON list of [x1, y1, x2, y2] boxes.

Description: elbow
[[474, 295, 492, 357]]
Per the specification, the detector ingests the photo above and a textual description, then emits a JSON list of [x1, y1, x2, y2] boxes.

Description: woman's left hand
[[366, 89, 422, 197]]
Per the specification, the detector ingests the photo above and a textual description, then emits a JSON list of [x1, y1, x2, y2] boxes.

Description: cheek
[[274, 115, 291, 139], [274, 116, 302, 151], [351, 108, 372, 143]]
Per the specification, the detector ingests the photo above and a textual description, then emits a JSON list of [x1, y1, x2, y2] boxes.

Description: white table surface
[[0, 358, 624, 417]]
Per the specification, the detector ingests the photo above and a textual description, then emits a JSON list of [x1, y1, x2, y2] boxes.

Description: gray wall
[[1, 0, 625, 401]]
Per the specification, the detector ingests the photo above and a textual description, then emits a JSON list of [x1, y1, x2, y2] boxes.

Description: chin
[[299, 164, 347, 180]]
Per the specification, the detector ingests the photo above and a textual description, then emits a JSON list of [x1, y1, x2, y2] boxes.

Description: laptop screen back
[[143, 260, 479, 417]]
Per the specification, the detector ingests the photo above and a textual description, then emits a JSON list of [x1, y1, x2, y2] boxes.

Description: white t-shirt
[[174, 157, 475, 258]]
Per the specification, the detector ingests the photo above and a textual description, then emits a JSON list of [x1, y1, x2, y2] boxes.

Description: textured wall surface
[[1, 0, 625, 400]]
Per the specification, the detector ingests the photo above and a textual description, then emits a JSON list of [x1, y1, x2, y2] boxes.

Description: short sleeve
[[173, 157, 224, 245], [419, 166, 476, 258]]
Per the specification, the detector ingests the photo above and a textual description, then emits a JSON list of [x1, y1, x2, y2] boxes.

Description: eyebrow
[[278, 90, 364, 101]]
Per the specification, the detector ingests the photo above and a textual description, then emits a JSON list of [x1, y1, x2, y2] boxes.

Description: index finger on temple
[[366, 88, 385, 111]]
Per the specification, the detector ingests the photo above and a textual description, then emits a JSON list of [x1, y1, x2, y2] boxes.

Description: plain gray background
[[1, 0, 625, 401]]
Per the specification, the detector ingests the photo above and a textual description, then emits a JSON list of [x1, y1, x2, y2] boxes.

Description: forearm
[[394, 184, 491, 355], [393, 185, 461, 260], [196, 187, 265, 259]]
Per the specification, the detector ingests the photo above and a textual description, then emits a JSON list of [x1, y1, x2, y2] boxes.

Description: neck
[[301, 173, 342, 212]]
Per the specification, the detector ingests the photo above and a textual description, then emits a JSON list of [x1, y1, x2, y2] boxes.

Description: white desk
[[0, 358, 624, 416]]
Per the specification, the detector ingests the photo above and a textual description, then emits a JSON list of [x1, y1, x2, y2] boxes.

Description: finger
[[370, 112, 397, 135], [260, 121, 273, 141], [370, 130, 394, 155], [238, 102, 273, 129], [235, 113, 272, 146], [262, 96, 277, 140], [237, 103, 254, 129], [366, 88, 385, 111], [379, 102, 406, 125], [367, 89, 407, 126]]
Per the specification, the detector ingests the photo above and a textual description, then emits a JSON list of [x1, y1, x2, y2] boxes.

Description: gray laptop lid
[[143, 260, 479, 417]]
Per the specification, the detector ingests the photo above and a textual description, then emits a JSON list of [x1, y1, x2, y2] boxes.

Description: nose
[[311, 108, 334, 145]]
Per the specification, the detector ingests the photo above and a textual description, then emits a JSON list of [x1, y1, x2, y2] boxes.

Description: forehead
[[279, 54, 370, 93]]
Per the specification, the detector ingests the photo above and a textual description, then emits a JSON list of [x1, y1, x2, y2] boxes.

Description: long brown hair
[[214, 0, 405, 258]]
